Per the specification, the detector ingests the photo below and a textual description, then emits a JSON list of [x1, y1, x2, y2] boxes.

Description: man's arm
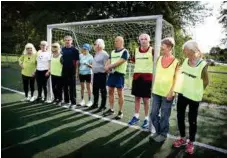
[[107, 50, 129, 69]]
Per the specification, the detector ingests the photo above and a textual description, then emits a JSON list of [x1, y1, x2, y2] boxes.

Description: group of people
[[19, 34, 209, 155]]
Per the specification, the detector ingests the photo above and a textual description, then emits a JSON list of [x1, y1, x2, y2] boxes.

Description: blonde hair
[[23, 43, 37, 55], [183, 40, 202, 57], [40, 41, 48, 46], [51, 42, 61, 53]]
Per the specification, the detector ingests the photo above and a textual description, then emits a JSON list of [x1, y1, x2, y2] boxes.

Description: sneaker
[[141, 119, 149, 129], [173, 138, 187, 148], [58, 102, 63, 106], [26, 96, 31, 101], [128, 116, 140, 126], [150, 133, 159, 139], [185, 141, 194, 155], [70, 103, 77, 109], [88, 104, 98, 110], [78, 100, 85, 106], [96, 106, 106, 113], [154, 135, 166, 142], [103, 109, 115, 116], [30, 96, 36, 102], [20, 97, 28, 102], [86, 100, 93, 107], [115, 111, 123, 120]]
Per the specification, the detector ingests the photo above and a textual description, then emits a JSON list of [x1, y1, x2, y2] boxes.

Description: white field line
[[1, 86, 227, 154]]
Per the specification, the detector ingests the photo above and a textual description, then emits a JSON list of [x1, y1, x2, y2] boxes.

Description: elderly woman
[[35, 41, 51, 103], [78, 43, 93, 107], [50, 42, 63, 105], [89, 39, 109, 111], [149, 37, 179, 142], [173, 40, 209, 155], [128, 33, 153, 129], [19, 43, 37, 102]]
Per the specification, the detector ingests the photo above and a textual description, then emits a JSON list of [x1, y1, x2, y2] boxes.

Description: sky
[[190, 1, 226, 53]]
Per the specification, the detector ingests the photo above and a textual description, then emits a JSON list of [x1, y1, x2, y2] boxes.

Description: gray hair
[[95, 39, 105, 49], [64, 35, 73, 40], [183, 40, 201, 54]]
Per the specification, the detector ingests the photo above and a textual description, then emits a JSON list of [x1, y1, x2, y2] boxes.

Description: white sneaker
[[21, 97, 27, 102], [30, 96, 36, 102], [86, 100, 93, 107], [26, 96, 31, 101], [79, 100, 85, 106]]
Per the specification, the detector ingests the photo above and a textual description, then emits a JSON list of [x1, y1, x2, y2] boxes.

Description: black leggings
[[22, 75, 35, 97], [93, 73, 107, 108], [51, 75, 63, 101], [177, 94, 200, 142], [36, 70, 49, 99]]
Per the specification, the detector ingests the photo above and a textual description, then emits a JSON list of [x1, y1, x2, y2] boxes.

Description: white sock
[[134, 113, 139, 118], [145, 116, 149, 120]]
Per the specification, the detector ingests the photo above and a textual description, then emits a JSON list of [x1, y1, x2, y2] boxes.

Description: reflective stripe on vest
[[174, 58, 207, 101], [152, 56, 179, 97], [134, 47, 153, 73], [111, 49, 128, 74], [51, 54, 62, 76]]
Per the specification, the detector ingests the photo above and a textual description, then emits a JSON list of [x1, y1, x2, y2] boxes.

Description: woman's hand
[[20, 64, 24, 69], [166, 90, 174, 101], [45, 71, 50, 77]]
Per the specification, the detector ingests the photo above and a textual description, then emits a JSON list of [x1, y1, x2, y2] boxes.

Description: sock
[[134, 113, 139, 118], [145, 116, 149, 120], [88, 96, 91, 101], [81, 96, 84, 100]]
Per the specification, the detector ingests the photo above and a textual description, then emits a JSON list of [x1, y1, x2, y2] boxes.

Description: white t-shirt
[[36, 51, 51, 71]]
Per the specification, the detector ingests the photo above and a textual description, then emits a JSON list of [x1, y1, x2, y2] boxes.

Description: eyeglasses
[[26, 48, 32, 50], [52, 46, 58, 48], [140, 38, 148, 40]]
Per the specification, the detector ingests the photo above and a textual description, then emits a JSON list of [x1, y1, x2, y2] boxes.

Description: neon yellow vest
[[19, 54, 37, 77], [51, 54, 62, 76], [134, 47, 153, 73], [111, 49, 128, 74], [153, 56, 179, 97], [174, 58, 207, 101]]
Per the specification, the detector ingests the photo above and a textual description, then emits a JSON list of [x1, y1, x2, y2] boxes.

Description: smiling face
[[40, 44, 48, 52]]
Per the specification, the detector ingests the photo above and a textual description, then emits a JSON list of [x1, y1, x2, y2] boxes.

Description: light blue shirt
[[79, 53, 94, 75]]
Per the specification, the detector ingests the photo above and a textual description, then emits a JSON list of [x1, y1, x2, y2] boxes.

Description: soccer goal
[[46, 15, 174, 101]]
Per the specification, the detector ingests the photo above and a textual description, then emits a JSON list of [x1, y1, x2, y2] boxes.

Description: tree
[[219, 1, 227, 45]]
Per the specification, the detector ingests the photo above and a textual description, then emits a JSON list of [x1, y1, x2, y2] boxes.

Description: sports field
[[1, 65, 227, 158]]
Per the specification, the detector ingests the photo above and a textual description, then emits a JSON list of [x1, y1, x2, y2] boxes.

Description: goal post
[[46, 15, 174, 101]]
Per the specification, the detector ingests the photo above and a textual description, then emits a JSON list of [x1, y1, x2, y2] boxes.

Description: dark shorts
[[131, 77, 152, 98], [79, 74, 92, 83], [107, 73, 125, 88]]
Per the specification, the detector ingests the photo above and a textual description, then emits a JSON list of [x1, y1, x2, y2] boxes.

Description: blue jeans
[[150, 94, 173, 136]]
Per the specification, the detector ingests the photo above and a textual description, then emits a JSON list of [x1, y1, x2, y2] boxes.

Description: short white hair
[[162, 37, 175, 47], [40, 41, 48, 46], [183, 40, 201, 54], [139, 33, 151, 42], [23, 43, 37, 55], [95, 39, 105, 49], [52, 42, 61, 53]]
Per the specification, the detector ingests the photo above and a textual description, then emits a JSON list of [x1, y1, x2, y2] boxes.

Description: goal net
[[46, 15, 174, 101]]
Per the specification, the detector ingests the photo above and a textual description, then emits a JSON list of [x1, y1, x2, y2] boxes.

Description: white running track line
[[1, 86, 227, 154]]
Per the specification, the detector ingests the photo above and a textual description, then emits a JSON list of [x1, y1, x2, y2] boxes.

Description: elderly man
[[61, 35, 79, 108], [104, 36, 129, 120], [89, 39, 109, 111], [128, 33, 153, 128]]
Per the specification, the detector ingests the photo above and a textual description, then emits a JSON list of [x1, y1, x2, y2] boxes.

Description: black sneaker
[[115, 111, 123, 120], [96, 106, 106, 113], [103, 109, 115, 116], [35, 97, 42, 103], [88, 104, 98, 110]]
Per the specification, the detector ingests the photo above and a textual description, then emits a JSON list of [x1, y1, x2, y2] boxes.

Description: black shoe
[[115, 111, 123, 120], [103, 109, 115, 116], [96, 106, 106, 113], [35, 97, 42, 103], [88, 104, 98, 110]]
